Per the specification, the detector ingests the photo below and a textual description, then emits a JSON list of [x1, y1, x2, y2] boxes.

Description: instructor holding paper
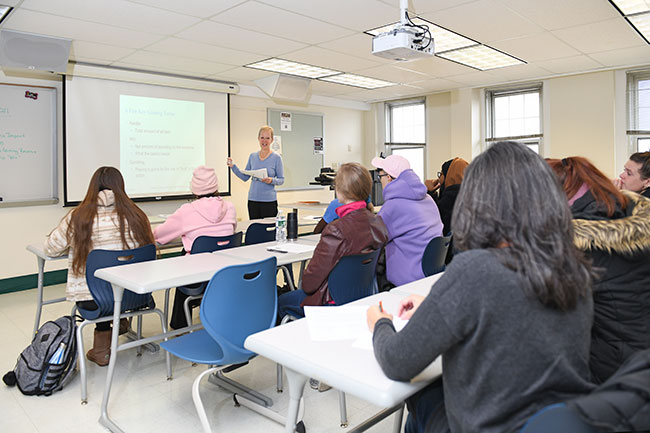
[[228, 125, 284, 219]]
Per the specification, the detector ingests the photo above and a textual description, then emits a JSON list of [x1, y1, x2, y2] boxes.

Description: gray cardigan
[[373, 249, 595, 433]]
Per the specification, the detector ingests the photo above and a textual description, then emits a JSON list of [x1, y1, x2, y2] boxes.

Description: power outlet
[[347, 144, 352, 152]]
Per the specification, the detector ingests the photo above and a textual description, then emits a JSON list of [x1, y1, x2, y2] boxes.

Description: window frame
[[384, 98, 427, 180], [627, 69, 650, 153], [485, 83, 543, 153]]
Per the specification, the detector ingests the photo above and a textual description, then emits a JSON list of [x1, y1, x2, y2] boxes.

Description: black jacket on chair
[[571, 190, 650, 384]]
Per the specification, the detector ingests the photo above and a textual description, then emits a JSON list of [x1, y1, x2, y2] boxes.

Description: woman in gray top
[[367, 141, 595, 433]]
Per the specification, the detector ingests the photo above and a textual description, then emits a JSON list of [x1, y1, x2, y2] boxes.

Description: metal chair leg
[[339, 391, 348, 427]]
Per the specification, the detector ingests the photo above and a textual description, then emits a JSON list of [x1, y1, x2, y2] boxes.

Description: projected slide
[[119, 95, 205, 195]]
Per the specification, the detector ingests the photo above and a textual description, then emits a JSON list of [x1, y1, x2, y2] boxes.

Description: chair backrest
[[520, 403, 596, 433], [327, 249, 381, 305], [83, 244, 156, 320], [199, 257, 278, 364], [244, 223, 276, 245], [191, 232, 243, 254], [421, 233, 452, 277]]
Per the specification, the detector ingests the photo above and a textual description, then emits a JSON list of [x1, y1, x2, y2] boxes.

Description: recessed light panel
[[245, 58, 340, 79], [0, 5, 12, 24], [319, 73, 396, 89], [366, 18, 477, 53], [436, 45, 524, 71], [610, 0, 650, 15], [628, 12, 650, 42]]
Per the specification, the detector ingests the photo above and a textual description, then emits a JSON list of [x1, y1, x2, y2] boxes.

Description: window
[[486, 84, 542, 153], [627, 70, 650, 153], [385, 99, 426, 181]]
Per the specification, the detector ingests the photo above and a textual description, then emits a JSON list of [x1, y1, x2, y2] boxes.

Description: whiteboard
[[0, 83, 57, 207]]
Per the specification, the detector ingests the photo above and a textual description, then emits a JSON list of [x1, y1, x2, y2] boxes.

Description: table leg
[[32, 257, 45, 336], [99, 285, 125, 433], [283, 368, 308, 433]]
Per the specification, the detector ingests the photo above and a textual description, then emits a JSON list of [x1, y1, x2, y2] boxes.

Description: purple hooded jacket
[[378, 169, 443, 286]]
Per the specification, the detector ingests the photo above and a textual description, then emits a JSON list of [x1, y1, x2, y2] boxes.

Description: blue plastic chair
[[244, 222, 275, 245], [520, 403, 596, 433], [177, 232, 243, 326], [75, 244, 170, 404], [161, 257, 287, 433], [421, 233, 452, 277]]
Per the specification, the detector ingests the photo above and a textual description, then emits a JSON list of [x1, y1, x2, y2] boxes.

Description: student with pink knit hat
[[154, 165, 236, 329]]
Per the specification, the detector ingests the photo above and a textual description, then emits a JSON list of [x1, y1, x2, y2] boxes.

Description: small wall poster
[[313, 136, 323, 154], [272, 135, 282, 154], [280, 112, 292, 131]]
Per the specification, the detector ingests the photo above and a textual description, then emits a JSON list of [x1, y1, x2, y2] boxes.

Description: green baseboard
[[0, 250, 183, 295], [0, 269, 68, 295]]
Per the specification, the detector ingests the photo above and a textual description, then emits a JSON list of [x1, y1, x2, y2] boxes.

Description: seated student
[[425, 157, 469, 236], [153, 166, 236, 330], [371, 154, 443, 287], [44, 167, 154, 366], [313, 196, 371, 234], [548, 156, 650, 384], [367, 142, 594, 433], [613, 151, 650, 199], [277, 162, 388, 318]]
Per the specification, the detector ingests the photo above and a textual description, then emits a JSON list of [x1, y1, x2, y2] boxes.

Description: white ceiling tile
[[552, 18, 646, 53], [211, 1, 353, 45], [534, 55, 605, 74], [398, 56, 476, 77], [176, 20, 307, 57], [282, 46, 382, 73], [209, 66, 274, 84], [20, 0, 201, 35], [318, 34, 396, 65], [146, 37, 265, 66], [443, 71, 505, 86], [354, 64, 431, 83], [408, 77, 460, 92], [487, 63, 552, 81], [500, 0, 620, 31], [3, 9, 161, 48], [421, 0, 544, 44], [410, 0, 479, 15], [588, 45, 650, 67], [69, 41, 135, 62], [490, 32, 581, 62], [1, 0, 21, 6], [310, 80, 358, 96], [128, 0, 247, 19], [117, 51, 235, 75], [256, 0, 398, 32]]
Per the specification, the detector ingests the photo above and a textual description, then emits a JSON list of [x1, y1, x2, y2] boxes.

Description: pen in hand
[[379, 301, 383, 313]]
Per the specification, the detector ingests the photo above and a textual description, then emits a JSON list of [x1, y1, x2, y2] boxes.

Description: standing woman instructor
[[228, 125, 285, 219]]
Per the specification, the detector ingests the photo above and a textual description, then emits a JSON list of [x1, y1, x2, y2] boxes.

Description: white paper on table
[[304, 305, 370, 341], [241, 168, 268, 179], [266, 243, 316, 254]]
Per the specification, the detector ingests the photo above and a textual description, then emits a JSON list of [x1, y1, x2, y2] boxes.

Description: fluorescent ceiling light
[[319, 73, 395, 89], [366, 18, 478, 53], [245, 58, 339, 79], [610, 0, 650, 15], [0, 5, 13, 24], [628, 12, 650, 42], [436, 45, 524, 70]]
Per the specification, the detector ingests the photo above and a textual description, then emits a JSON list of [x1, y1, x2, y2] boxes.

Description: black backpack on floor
[[3, 315, 78, 396]]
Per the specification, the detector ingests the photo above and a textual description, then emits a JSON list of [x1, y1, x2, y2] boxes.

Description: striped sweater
[[44, 190, 142, 302]]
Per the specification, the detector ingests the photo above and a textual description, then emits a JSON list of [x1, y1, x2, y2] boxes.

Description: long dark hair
[[67, 167, 154, 274], [453, 141, 592, 311], [547, 157, 627, 216]]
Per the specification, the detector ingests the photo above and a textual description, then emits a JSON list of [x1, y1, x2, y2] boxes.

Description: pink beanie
[[191, 166, 218, 195]]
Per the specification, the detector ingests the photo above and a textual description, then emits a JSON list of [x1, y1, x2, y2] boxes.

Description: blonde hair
[[335, 163, 374, 211], [258, 125, 274, 139]]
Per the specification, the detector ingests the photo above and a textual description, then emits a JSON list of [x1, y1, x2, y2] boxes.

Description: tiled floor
[[0, 284, 404, 433]]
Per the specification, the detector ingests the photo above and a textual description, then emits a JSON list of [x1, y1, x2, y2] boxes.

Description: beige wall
[[0, 80, 366, 280]]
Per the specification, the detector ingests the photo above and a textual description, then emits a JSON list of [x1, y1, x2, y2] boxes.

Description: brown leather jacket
[[301, 208, 388, 307]]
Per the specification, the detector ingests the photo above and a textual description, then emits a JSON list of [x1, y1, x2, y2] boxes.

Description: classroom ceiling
[[1, 0, 650, 103]]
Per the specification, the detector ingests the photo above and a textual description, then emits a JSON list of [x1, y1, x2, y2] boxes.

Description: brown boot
[[118, 318, 130, 336], [87, 329, 111, 367]]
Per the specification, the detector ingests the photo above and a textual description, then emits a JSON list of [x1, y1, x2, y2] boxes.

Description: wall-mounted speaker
[[255, 74, 312, 103], [0, 30, 71, 73]]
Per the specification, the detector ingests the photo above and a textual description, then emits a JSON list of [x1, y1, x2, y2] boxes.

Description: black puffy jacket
[[571, 190, 650, 384]]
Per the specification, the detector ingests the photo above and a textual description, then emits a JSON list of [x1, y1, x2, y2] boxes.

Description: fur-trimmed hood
[[573, 190, 650, 255]]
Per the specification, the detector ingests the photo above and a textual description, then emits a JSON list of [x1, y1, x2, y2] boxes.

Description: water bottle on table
[[275, 209, 287, 243]]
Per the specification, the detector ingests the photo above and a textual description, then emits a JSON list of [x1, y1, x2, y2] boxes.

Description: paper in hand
[[241, 168, 268, 179]]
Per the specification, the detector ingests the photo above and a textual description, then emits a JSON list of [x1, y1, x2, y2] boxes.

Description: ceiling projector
[[372, 25, 434, 61]]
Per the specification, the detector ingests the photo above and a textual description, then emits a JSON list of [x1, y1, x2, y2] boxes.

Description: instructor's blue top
[[231, 151, 284, 202]]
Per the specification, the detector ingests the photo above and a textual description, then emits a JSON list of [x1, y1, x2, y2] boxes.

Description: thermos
[[287, 209, 298, 241]]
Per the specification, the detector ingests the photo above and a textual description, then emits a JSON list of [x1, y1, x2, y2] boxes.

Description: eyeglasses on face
[[437, 171, 442, 178], [378, 171, 390, 178]]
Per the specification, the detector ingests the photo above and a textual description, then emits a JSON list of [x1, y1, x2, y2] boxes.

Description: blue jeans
[[278, 289, 308, 320]]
